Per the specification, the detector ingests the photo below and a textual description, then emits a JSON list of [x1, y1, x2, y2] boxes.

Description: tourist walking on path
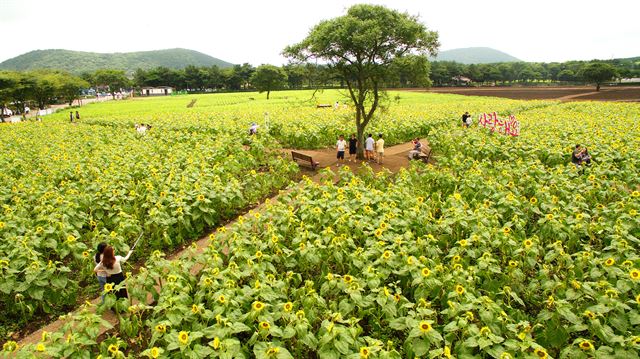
[[336, 135, 347, 166]]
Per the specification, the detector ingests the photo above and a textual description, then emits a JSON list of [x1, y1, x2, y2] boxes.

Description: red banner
[[478, 112, 520, 136]]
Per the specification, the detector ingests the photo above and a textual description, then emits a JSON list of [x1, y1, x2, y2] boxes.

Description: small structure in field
[[140, 86, 173, 96]]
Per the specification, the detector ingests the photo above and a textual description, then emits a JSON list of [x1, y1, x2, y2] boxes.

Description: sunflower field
[[4, 91, 640, 358]]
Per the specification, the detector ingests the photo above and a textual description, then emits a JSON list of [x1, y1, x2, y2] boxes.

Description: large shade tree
[[283, 4, 439, 158], [251, 65, 287, 99], [580, 62, 618, 91]]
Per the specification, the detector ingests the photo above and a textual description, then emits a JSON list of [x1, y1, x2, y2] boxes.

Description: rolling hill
[[432, 47, 521, 64], [0, 48, 234, 74]]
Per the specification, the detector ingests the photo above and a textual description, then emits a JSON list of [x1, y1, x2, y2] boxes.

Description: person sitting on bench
[[408, 138, 423, 160]]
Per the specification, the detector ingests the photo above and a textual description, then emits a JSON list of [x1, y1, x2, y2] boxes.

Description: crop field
[[2, 91, 640, 358]]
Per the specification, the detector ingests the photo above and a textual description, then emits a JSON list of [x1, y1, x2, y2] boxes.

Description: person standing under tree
[[94, 246, 133, 299], [348, 133, 358, 162], [70, 111, 74, 123], [365, 134, 375, 161], [376, 134, 384, 164], [75, 111, 80, 120], [336, 134, 347, 166]]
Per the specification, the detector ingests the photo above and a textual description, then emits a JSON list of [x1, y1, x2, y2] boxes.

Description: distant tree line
[[0, 70, 88, 116], [130, 57, 432, 94], [430, 58, 638, 87], [1, 56, 637, 114]]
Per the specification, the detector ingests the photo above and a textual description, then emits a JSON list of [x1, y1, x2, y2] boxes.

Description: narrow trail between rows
[[17, 139, 432, 348]]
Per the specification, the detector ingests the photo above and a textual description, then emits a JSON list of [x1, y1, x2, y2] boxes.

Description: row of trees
[[130, 57, 431, 95], [0, 70, 89, 116], [430, 59, 637, 88]]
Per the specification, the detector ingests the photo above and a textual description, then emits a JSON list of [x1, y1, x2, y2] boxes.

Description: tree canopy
[[250, 65, 287, 99], [283, 4, 439, 158], [580, 63, 619, 91]]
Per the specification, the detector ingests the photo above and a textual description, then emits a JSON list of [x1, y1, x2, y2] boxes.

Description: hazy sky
[[1, 0, 638, 65]]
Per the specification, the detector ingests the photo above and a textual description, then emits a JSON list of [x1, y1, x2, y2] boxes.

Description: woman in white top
[[94, 246, 133, 299]]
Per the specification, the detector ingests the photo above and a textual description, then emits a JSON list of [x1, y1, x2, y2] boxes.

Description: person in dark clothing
[[70, 112, 74, 123], [572, 144, 592, 167], [348, 134, 358, 162], [75, 111, 80, 120], [462, 112, 471, 128]]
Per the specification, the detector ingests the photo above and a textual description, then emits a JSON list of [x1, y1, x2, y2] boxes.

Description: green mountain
[[0, 48, 234, 74], [432, 47, 521, 64]]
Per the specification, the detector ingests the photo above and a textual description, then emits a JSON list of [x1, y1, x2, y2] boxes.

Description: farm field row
[[6, 95, 639, 357], [3, 89, 510, 338], [0, 123, 298, 337], [45, 90, 552, 149]]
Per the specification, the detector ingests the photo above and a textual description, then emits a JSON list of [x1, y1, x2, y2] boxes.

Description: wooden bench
[[410, 148, 432, 163], [316, 104, 332, 108], [292, 151, 319, 170]]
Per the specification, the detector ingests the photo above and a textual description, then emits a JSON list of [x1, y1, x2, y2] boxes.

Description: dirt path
[[556, 91, 601, 101], [17, 139, 430, 348]]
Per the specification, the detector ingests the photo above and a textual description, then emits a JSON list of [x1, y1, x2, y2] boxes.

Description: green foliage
[[251, 65, 287, 99], [284, 4, 439, 158], [93, 69, 130, 97], [15, 97, 640, 358], [0, 48, 234, 75], [0, 70, 88, 112], [580, 63, 619, 91]]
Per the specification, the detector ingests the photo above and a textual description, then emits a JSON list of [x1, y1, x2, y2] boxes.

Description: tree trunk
[[267, 90, 270, 100], [596, 83, 601, 91], [354, 106, 364, 160]]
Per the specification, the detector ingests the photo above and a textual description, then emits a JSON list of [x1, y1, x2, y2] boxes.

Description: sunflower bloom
[[533, 348, 548, 358], [579, 340, 594, 350], [604, 258, 615, 266], [155, 324, 166, 333], [252, 301, 265, 311], [211, 337, 220, 350], [419, 321, 432, 333], [178, 331, 189, 345], [360, 346, 370, 358]]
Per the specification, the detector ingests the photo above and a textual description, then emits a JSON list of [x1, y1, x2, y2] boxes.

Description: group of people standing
[[70, 111, 80, 123], [336, 133, 385, 165]]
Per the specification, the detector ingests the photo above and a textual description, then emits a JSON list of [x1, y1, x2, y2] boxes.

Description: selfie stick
[[130, 232, 143, 251]]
